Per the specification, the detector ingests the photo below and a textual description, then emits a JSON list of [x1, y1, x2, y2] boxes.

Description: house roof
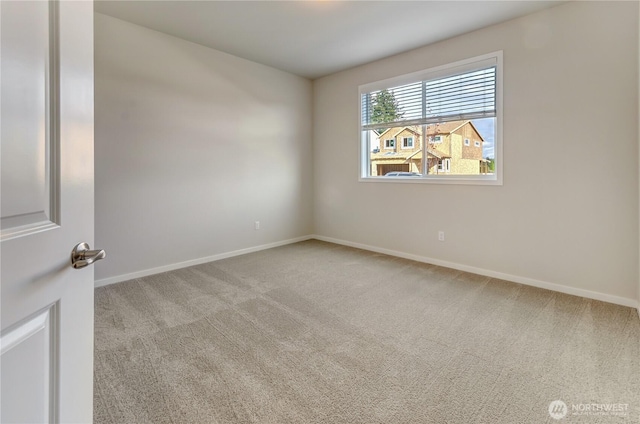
[[405, 149, 450, 161], [377, 126, 420, 139], [426, 120, 485, 141], [376, 120, 484, 142], [370, 151, 414, 161], [371, 148, 449, 163], [391, 127, 420, 139], [426, 121, 465, 136]]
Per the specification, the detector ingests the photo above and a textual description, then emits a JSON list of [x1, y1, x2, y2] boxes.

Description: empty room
[[1, 1, 639, 423]]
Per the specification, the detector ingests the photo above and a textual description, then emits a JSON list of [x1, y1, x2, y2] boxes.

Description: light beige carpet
[[94, 240, 639, 423]]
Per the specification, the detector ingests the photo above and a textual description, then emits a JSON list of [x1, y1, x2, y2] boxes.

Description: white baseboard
[[94, 235, 314, 288], [94, 233, 640, 311], [312, 235, 639, 310]]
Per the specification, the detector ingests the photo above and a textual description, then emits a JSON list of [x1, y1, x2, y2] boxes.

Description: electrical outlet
[[438, 231, 445, 241], [255, 221, 260, 230]]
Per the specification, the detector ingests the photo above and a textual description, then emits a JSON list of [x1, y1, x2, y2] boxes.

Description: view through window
[[360, 52, 501, 183]]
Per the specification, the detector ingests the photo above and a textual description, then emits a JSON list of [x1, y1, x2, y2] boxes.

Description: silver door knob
[[71, 242, 106, 269]]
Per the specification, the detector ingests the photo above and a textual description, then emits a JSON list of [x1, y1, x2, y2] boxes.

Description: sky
[[472, 117, 495, 159]]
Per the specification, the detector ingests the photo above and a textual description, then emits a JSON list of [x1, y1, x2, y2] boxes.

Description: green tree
[[371, 89, 403, 127], [486, 158, 495, 172]]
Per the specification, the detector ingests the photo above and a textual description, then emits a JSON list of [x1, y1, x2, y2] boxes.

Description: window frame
[[384, 139, 395, 149], [436, 158, 451, 173], [402, 137, 414, 149], [359, 51, 503, 185]]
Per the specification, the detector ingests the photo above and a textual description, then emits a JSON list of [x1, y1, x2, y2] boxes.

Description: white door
[[1, 1, 96, 423]]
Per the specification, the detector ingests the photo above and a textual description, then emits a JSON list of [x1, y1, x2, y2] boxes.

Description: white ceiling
[[94, 0, 565, 79]]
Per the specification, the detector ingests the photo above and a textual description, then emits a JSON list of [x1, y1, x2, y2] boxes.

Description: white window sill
[[359, 175, 502, 186]]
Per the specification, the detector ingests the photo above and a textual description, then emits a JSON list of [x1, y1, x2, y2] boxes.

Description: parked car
[[384, 172, 421, 177]]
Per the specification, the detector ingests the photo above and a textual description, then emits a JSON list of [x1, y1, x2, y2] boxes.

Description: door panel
[[1, 1, 95, 423], [1, 305, 56, 423], [1, 0, 58, 239]]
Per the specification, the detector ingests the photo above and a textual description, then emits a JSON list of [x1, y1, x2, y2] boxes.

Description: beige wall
[[94, 14, 313, 282], [313, 2, 639, 303]]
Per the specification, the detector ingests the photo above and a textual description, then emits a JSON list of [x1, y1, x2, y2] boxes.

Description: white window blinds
[[361, 65, 496, 130]]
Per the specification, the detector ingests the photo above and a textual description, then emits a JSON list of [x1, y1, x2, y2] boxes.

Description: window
[[437, 158, 451, 173], [384, 139, 395, 149], [359, 51, 502, 184], [402, 137, 414, 148]]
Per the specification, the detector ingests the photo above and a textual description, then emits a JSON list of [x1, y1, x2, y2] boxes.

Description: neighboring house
[[370, 120, 488, 176], [370, 127, 422, 176]]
